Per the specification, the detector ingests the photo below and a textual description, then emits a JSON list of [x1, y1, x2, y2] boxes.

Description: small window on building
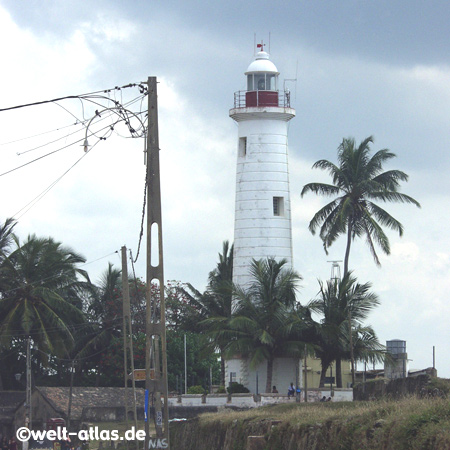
[[273, 197, 284, 216], [239, 137, 247, 157], [230, 372, 237, 383]]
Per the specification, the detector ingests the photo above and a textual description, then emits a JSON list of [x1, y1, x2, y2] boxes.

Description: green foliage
[[301, 135, 420, 273], [187, 385, 207, 394], [0, 234, 90, 363], [179, 241, 234, 386], [308, 273, 385, 387], [226, 257, 304, 393], [166, 330, 220, 392], [216, 385, 226, 393], [227, 382, 250, 394]]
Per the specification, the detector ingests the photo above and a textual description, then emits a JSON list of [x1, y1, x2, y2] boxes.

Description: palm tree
[[0, 234, 90, 364], [76, 263, 123, 385], [301, 136, 420, 275], [308, 272, 382, 387], [0, 217, 17, 258], [180, 241, 234, 385], [225, 257, 302, 393]]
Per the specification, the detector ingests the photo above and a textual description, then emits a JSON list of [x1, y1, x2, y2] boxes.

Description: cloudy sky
[[1, 1, 449, 377]]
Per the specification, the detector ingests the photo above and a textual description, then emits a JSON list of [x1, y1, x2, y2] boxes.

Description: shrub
[[227, 382, 250, 394], [187, 385, 206, 395], [216, 386, 226, 394]]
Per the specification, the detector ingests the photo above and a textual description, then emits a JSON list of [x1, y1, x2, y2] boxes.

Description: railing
[[233, 90, 291, 109]]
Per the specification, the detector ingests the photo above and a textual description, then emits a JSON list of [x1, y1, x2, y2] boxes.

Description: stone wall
[[353, 374, 430, 400]]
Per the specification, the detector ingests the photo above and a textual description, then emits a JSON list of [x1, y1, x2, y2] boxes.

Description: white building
[[227, 46, 298, 393]]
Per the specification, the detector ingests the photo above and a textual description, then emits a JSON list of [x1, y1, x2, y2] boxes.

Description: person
[[2, 437, 9, 450], [327, 397, 332, 402], [287, 382, 295, 398], [320, 396, 327, 402], [272, 386, 278, 394], [8, 437, 17, 450]]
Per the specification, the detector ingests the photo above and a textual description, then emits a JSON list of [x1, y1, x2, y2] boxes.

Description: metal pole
[[26, 337, 32, 430], [184, 334, 187, 394], [209, 366, 212, 394], [67, 359, 74, 430], [304, 344, 308, 402], [363, 361, 366, 395]]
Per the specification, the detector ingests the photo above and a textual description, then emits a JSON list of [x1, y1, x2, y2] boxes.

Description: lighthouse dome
[[245, 51, 279, 74]]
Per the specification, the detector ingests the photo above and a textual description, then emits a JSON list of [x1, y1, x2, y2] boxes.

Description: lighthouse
[[230, 45, 295, 288]]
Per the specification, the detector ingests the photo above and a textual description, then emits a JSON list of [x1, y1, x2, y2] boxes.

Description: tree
[[225, 257, 303, 393], [308, 272, 382, 387], [0, 235, 90, 365], [0, 217, 17, 259], [180, 241, 234, 385], [302, 136, 420, 384], [75, 263, 124, 385], [301, 136, 420, 275]]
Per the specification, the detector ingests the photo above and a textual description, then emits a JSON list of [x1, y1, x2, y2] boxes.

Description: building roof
[[36, 387, 145, 420], [245, 51, 279, 74]]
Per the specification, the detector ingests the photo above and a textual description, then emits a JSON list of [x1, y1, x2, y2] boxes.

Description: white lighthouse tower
[[230, 45, 295, 288]]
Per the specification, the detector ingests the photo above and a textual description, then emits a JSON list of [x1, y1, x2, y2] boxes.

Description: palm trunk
[[335, 357, 342, 388], [220, 349, 225, 387], [344, 221, 352, 276], [348, 311, 355, 387], [319, 361, 329, 388], [265, 355, 274, 393], [345, 221, 356, 387]]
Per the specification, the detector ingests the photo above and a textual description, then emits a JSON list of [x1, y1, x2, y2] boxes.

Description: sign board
[[324, 376, 335, 384], [133, 369, 155, 380]]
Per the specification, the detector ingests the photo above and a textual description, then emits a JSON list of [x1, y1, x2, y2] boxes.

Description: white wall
[[227, 357, 302, 394]]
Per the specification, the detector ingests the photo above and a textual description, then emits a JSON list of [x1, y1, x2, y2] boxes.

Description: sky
[[0, 1, 449, 377]]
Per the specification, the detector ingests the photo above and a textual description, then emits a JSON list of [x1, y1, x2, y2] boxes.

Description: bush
[[187, 385, 206, 394], [216, 386, 226, 394], [227, 382, 250, 394]]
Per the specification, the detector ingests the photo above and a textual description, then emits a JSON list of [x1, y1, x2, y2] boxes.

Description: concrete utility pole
[[121, 246, 138, 450], [145, 77, 170, 449]]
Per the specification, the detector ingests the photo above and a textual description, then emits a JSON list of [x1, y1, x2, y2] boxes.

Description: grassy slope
[[170, 397, 450, 449]]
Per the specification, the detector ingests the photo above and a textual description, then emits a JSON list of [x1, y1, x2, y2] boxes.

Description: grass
[[174, 396, 450, 449]]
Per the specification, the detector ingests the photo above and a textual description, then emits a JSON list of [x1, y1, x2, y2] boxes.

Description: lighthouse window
[[267, 74, 276, 90], [273, 197, 284, 216], [239, 137, 247, 157], [255, 74, 266, 90], [247, 75, 254, 91]]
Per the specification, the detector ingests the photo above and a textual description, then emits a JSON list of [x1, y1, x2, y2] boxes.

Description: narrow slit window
[[273, 197, 284, 216], [239, 137, 247, 157]]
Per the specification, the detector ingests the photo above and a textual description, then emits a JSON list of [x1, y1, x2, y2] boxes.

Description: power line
[[0, 82, 148, 113], [0, 120, 86, 147], [0, 117, 125, 178], [13, 134, 103, 219]]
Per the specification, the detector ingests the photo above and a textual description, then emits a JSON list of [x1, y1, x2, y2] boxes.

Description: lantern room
[[245, 50, 279, 107], [245, 51, 279, 91]]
